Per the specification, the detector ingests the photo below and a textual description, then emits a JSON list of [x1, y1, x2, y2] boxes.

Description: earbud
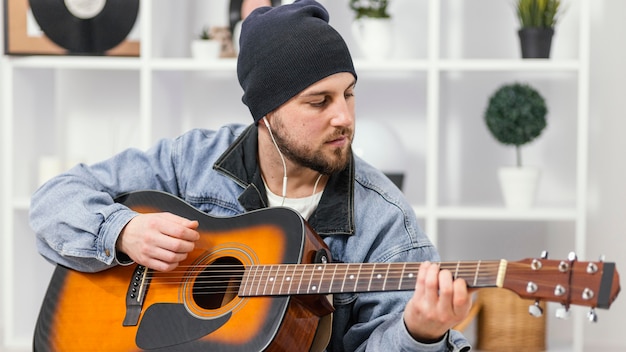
[[263, 117, 271, 130]]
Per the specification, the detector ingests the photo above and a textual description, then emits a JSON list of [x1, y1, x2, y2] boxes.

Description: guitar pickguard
[[136, 303, 231, 350]]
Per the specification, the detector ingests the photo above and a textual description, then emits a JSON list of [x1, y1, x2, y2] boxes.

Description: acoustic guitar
[[33, 191, 620, 351]]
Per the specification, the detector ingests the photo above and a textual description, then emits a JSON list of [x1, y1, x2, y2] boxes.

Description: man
[[30, 0, 471, 351]]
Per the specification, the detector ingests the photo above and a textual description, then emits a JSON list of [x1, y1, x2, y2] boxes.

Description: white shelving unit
[[1, 0, 591, 350]]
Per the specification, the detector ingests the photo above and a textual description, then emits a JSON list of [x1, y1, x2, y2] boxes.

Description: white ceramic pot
[[191, 40, 221, 60], [498, 166, 540, 208], [351, 17, 393, 61]]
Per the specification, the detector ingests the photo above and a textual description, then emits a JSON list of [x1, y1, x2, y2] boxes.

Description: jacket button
[[105, 249, 111, 257]]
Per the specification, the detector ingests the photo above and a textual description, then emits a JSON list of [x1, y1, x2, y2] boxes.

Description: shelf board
[[355, 58, 581, 72], [4, 56, 142, 70], [410, 205, 577, 221], [13, 198, 30, 211], [354, 59, 430, 71], [435, 206, 577, 221], [3, 56, 580, 73], [438, 59, 581, 71], [149, 58, 237, 71], [412, 206, 428, 217]]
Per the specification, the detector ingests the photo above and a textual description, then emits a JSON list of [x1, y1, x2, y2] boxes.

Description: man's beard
[[270, 120, 352, 175]]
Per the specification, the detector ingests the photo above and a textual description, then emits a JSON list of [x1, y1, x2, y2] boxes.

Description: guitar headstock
[[502, 253, 620, 311]]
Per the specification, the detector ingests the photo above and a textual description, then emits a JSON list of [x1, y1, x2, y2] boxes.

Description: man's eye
[[311, 99, 327, 107]]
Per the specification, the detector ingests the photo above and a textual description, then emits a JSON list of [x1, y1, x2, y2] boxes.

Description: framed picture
[[3, 0, 140, 56]]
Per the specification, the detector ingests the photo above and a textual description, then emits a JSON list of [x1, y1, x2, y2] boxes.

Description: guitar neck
[[239, 260, 506, 297]]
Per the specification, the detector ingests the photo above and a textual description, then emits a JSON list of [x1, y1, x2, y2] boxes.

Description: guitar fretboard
[[238, 260, 507, 297]]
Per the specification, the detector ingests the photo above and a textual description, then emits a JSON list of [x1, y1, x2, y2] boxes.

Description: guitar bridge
[[123, 265, 151, 326]]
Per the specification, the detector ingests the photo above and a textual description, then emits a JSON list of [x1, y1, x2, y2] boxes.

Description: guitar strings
[[142, 262, 505, 278], [142, 262, 505, 281], [122, 261, 517, 296]]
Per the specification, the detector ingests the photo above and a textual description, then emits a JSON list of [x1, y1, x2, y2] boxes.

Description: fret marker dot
[[269, 277, 274, 282], [311, 286, 317, 291], [349, 275, 355, 280], [408, 273, 414, 278], [377, 274, 382, 279], [286, 277, 291, 281], [317, 266, 322, 270]]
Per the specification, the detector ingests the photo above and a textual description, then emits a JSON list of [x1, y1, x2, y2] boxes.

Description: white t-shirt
[[264, 184, 323, 220]]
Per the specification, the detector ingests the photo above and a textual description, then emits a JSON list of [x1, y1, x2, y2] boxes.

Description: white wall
[[584, 0, 626, 350]]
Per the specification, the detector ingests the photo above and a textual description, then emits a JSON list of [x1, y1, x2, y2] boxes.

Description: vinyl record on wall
[[27, 0, 139, 54]]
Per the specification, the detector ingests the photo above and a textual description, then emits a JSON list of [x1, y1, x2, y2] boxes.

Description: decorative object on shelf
[[515, 0, 563, 59], [212, 26, 238, 58], [484, 82, 548, 208], [349, 0, 393, 61], [475, 288, 546, 351], [191, 26, 222, 59], [4, 0, 140, 56], [352, 120, 407, 190], [229, 0, 282, 54]]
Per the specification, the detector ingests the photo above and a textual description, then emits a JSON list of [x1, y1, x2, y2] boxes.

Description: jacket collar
[[213, 124, 355, 237]]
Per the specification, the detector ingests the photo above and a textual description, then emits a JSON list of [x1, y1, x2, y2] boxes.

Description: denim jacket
[[30, 123, 470, 352]]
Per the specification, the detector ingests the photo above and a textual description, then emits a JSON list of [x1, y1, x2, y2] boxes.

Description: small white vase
[[498, 166, 540, 208], [232, 20, 243, 54], [352, 17, 393, 61], [191, 40, 221, 60]]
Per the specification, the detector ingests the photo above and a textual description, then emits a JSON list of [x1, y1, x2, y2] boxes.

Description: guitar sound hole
[[192, 256, 243, 310]]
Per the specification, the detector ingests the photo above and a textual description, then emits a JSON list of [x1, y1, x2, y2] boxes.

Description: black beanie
[[237, 0, 357, 123]]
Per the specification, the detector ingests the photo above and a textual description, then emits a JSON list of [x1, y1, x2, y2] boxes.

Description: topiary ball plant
[[484, 82, 547, 167], [349, 0, 391, 19]]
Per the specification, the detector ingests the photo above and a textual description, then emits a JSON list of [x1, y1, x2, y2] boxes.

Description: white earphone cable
[[264, 117, 288, 204]]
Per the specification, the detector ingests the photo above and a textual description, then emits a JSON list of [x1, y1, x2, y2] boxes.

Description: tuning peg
[[599, 254, 606, 262], [528, 301, 543, 317], [556, 305, 571, 319], [587, 309, 598, 323], [568, 251, 578, 261], [540, 250, 549, 259]]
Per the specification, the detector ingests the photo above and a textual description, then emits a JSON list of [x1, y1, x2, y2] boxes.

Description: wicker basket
[[476, 288, 546, 351]]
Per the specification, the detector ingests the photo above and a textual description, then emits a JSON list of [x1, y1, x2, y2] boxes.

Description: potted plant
[[515, 0, 563, 58], [191, 26, 221, 60], [484, 82, 548, 208], [349, 0, 393, 60], [349, 0, 390, 19]]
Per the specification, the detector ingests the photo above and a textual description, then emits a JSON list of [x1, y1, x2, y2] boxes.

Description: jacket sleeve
[[29, 138, 182, 273], [346, 246, 472, 352], [328, 170, 472, 352], [365, 316, 471, 352]]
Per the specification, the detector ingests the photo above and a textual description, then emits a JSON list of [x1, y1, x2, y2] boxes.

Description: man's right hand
[[116, 212, 200, 272]]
